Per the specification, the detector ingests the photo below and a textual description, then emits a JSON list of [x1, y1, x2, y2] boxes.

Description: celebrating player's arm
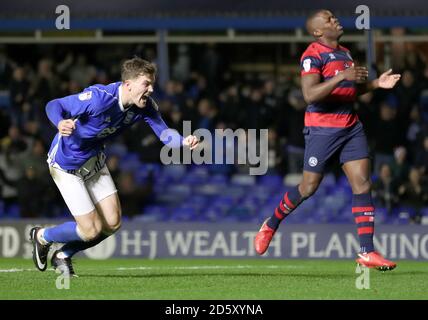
[[356, 68, 401, 94], [301, 66, 368, 104], [142, 97, 199, 150], [45, 89, 97, 137]]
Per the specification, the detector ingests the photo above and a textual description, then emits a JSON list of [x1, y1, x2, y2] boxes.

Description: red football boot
[[254, 219, 276, 255], [356, 251, 397, 271]]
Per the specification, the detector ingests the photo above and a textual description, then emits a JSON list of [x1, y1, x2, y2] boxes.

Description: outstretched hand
[[378, 69, 401, 89], [183, 135, 199, 150]]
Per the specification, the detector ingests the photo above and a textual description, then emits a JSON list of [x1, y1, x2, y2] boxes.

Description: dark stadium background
[[0, 0, 427, 262]]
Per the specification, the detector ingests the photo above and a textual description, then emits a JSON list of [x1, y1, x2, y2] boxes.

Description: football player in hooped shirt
[[255, 10, 401, 270], [30, 57, 199, 276]]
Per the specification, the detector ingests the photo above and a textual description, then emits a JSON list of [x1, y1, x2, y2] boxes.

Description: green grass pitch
[[1, 258, 427, 300]]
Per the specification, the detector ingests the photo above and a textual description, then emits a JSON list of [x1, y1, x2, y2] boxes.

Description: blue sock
[[43, 222, 84, 243], [61, 233, 109, 258]]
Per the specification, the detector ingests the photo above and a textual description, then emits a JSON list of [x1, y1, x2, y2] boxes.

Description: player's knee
[[300, 181, 320, 198], [104, 220, 121, 234], [353, 179, 371, 194], [103, 210, 122, 235], [79, 224, 102, 241]]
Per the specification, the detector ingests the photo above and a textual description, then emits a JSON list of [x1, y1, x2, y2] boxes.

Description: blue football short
[[303, 124, 369, 173]]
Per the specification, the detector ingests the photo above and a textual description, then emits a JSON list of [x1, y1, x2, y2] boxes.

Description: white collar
[[118, 84, 130, 112]]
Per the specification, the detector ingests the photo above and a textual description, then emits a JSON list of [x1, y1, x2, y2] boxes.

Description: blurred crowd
[[0, 42, 427, 220]]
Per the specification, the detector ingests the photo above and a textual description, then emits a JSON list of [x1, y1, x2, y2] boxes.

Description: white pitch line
[[0, 268, 37, 273], [0, 268, 57, 273], [0, 264, 304, 273], [116, 265, 303, 271]]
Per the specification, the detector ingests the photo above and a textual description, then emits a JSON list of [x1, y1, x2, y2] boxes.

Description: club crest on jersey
[[329, 53, 336, 60], [308, 156, 318, 167], [303, 59, 311, 72], [78, 91, 92, 101]]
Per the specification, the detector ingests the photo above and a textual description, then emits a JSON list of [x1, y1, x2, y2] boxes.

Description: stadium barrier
[[1, 220, 428, 260]]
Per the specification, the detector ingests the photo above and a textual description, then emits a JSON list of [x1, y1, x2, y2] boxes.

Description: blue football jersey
[[46, 82, 182, 170]]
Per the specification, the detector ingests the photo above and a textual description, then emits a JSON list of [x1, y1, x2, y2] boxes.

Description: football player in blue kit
[[30, 57, 199, 276]]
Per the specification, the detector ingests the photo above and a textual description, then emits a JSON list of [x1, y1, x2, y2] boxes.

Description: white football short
[[48, 153, 117, 216]]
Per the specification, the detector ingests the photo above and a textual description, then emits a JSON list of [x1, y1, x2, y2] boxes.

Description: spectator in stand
[[9, 66, 30, 127], [395, 70, 421, 130], [373, 100, 403, 173], [284, 87, 306, 173], [372, 163, 400, 214], [414, 135, 428, 176], [406, 105, 424, 163], [390, 146, 410, 184], [398, 167, 428, 223], [118, 171, 153, 217]]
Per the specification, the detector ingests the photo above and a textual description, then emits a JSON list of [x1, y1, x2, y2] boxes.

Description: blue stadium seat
[[227, 207, 252, 222], [198, 207, 224, 222], [193, 183, 225, 196], [259, 174, 282, 187], [162, 164, 187, 180], [170, 207, 198, 222], [420, 207, 428, 225], [421, 207, 428, 216], [222, 185, 245, 199], [119, 152, 141, 171], [0, 91, 10, 108], [230, 174, 256, 186], [134, 163, 161, 185], [372, 207, 389, 225], [336, 174, 349, 188], [5, 204, 20, 219], [209, 173, 228, 184], [0, 200, 4, 217], [322, 173, 336, 187], [105, 143, 128, 158], [138, 204, 170, 220], [394, 207, 416, 224]]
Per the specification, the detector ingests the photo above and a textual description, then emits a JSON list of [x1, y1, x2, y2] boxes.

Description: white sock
[[37, 229, 49, 245]]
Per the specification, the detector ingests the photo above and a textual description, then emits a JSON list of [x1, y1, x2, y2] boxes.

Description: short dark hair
[[306, 9, 326, 35], [121, 57, 156, 81]]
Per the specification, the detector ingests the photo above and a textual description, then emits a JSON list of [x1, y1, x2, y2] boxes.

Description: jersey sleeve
[[300, 53, 322, 76], [142, 98, 184, 148], [45, 87, 116, 127], [45, 90, 94, 127]]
